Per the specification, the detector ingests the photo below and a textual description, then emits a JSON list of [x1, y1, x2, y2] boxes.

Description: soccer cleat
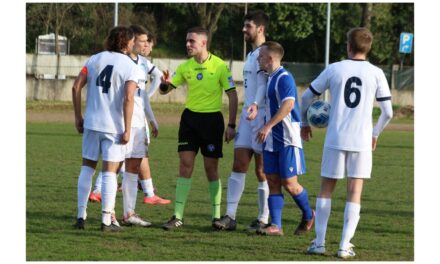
[[101, 223, 123, 232], [306, 239, 326, 255], [337, 243, 356, 259], [247, 219, 269, 231], [256, 224, 284, 236], [122, 214, 152, 227], [74, 218, 85, 229], [88, 192, 101, 203], [212, 215, 237, 231], [162, 215, 183, 230], [111, 213, 120, 227], [294, 210, 315, 235], [143, 195, 171, 205]]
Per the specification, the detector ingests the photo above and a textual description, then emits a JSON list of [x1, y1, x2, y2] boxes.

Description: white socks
[[225, 172, 246, 219], [340, 202, 361, 250], [93, 172, 103, 193], [77, 166, 95, 219], [257, 181, 269, 224], [315, 198, 332, 246], [140, 178, 155, 197], [122, 172, 139, 218], [101, 171, 117, 225]]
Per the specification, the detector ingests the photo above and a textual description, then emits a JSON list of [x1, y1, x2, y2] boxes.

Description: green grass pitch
[[26, 120, 413, 261]]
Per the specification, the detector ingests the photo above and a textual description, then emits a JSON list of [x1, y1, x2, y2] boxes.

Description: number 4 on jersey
[[96, 65, 114, 93]]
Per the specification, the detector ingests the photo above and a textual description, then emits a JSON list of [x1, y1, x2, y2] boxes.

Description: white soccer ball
[[307, 100, 331, 128]]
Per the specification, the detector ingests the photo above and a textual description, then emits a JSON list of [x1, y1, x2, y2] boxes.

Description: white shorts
[[82, 129, 125, 162], [125, 126, 147, 159], [234, 108, 265, 154], [321, 147, 372, 179]]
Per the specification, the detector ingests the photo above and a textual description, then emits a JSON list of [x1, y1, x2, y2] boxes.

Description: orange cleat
[[88, 192, 101, 203], [143, 195, 171, 205]]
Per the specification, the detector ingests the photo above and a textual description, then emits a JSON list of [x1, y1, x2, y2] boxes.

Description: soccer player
[[72, 26, 138, 232], [88, 29, 170, 206], [302, 27, 393, 258], [255, 41, 315, 236], [159, 27, 238, 230], [213, 10, 270, 231]]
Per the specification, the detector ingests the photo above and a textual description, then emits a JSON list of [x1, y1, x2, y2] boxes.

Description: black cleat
[[101, 223, 123, 232], [294, 210, 315, 235], [162, 215, 183, 230], [247, 219, 269, 231], [74, 218, 85, 229], [213, 215, 237, 231]]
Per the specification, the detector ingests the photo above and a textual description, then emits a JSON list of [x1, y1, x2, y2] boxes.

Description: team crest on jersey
[[207, 144, 215, 152], [196, 73, 203, 80], [289, 167, 294, 172], [228, 76, 235, 87]]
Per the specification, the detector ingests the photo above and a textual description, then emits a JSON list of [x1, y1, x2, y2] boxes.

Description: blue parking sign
[[399, 32, 413, 54]]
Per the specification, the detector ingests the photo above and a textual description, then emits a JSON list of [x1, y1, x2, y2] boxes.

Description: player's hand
[[372, 137, 378, 151], [224, 127, 236, 143], [256, 125, 271, 143], [160, 70, 171, 84], [150, 121, 159, 138], [75, 117, 84, 134], [246, 103, 258, 120], [300, 126, 312, 141], [121, 130, 130, 145]]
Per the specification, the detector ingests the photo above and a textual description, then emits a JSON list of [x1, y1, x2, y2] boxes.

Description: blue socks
[[292, 188, 313, 220], [268, 194, 284, 227]]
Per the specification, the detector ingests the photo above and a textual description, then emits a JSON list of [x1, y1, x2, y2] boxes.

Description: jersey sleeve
[[147, 66, 163, 98], [219, 63, 235, 92], [170, 64, 185, 88], [310, 66, 330, 95], [278, 74, 296, 103], [375, 69, 392, 101]]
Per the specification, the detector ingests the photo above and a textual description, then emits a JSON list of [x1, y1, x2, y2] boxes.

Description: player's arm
[[300, 87, 316, 141], [372, 99, 393, 150], [143, 92, 159, 138], [257, 98, 294, 143], [147, 66, 163, 98], [122, 80, 137, 144], [224, 89, 238, 143], [247, 70, 267, 120], [72, 67, 88, 133]]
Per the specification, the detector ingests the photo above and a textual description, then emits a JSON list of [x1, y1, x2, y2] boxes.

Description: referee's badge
[[197, 73, 203, 80], [207, 144, 215, 152]]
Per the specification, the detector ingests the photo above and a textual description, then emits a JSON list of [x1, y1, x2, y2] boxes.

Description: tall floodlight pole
[[243, 3, 248, 61], [114, 2, 119, 26], [324, 3, 331, 101]]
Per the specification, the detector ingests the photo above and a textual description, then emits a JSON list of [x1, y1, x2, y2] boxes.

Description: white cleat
[[122, 214, 152, 227], [306, 239, 326, 255], [337, 243, 356, 259]]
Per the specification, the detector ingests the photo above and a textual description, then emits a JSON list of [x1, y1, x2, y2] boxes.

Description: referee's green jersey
[[170, 53, 236, 113]]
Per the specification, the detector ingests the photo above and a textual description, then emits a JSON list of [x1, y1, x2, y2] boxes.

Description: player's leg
[[338, 150, 371, 258], [308, 147, 344, 254], [100, 132, 125, 232], [89, 171, 102, 203], [139, 157, 171, 205], [75, 129, 99, 229], [251, 152, 270, 230], [256, 150, 283, 236]]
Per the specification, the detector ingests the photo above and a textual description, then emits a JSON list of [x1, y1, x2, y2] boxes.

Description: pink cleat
[[143, 195, 171, 205], [88, 192, 101, 203]]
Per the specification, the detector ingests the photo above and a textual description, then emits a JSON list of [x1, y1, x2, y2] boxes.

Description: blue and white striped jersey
[[263, 67, 302, 152]]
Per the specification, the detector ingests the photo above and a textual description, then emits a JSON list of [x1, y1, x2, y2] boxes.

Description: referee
[[159, 27, 238, 230]]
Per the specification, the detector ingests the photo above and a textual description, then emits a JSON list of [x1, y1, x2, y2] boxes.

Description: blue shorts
[[263, 146, 306, 178]]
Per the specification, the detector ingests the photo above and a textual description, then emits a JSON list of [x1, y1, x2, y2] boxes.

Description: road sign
[[399, 32, 413, 54]]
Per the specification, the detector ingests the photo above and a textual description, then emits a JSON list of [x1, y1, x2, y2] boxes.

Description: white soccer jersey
[[131, 55, 149, 128], [243, 47, 268, 108], [83, 51, 138, 134], [310, 59, 392, 151], [264, 67, 302, 152]]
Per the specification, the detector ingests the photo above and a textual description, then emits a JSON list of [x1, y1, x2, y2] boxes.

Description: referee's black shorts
[[178, 108, 225, 158]]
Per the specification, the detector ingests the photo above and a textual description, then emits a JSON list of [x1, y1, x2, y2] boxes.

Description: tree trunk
[[360, 3, 373, 28], [190, 3, 225, 48]]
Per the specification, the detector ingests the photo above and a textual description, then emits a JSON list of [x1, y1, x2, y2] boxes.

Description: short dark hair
[[347, 27, 373, 54], [104, 26, 134, 52], [187, 26, 209, 39], [147, 32, 156, 44], [244, 10, 269, 32], [262, 41, 284, 60], [129, 24, 149, 38]]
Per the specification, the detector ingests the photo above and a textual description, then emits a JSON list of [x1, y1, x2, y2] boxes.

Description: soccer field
[[26, 119, 413, 261]]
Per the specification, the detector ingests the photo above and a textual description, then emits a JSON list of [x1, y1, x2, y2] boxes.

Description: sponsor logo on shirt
[[197, 73, 203, 80]]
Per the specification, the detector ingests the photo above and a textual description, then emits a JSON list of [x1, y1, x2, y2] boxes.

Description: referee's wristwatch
[[228, 123, 236, 129]]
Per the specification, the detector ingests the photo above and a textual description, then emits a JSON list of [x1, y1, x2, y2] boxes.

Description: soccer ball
[[307, 100, 331, 128]]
